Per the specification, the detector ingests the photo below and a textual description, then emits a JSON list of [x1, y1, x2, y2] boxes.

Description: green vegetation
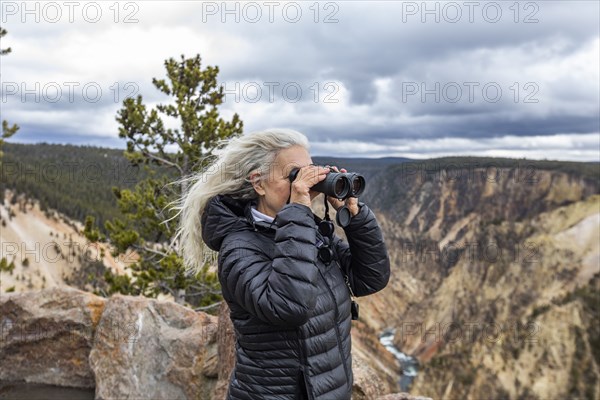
[[0, 257, 16, 273], [0, 27, 19, 161], [1, 54, 242, 313], [0, 142, 162, 235], [84, 54, 243, 309], [4, 149, 597, 242]]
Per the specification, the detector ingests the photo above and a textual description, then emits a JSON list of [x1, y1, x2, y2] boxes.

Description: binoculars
[[288, 166, 366, 199]]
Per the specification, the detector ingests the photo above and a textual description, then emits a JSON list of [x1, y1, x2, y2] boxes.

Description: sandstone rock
[[202, 345, 219, 379], [1, 287, 221, 399], [0, 286, 104, 388], [351, 355, 393, 399], [1, 287, 426, 400], [88, 291, 218, 400], [351, 320, 401, 398], [364, 169, 600, 399]]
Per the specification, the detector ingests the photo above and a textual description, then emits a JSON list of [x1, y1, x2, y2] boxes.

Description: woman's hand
[[326, 166, 360, 217], [289, 165, 330, 208]]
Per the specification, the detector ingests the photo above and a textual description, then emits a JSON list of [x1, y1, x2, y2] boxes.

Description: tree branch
[[140, 149, 183, 174], [134, 244, 169, 258]]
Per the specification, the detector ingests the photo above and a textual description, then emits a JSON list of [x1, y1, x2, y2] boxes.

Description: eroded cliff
[[355, 164, 600, 399]]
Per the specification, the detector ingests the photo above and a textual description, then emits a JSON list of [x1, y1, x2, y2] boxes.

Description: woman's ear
[[249, 172, 266, 196]]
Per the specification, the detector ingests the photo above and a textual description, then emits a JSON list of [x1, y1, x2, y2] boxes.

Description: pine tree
[[0, 27, 12, 55], [85, 54, 243, 311], [0, 27, 19, 161]]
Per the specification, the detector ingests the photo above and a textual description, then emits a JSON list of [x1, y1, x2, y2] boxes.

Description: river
[[379, 328, 419, 392]]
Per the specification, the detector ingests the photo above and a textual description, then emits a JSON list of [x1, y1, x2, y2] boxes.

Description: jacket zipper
[[297, 327, 314, 400], [335, 260, 355, 297], [317, 269, 351, 390]]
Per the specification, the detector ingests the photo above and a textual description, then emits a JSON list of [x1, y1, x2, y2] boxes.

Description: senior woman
[[175, 128, 390, 400]]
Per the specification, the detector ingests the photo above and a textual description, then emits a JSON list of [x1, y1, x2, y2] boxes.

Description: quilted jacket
[[201, 194, 390, 400]]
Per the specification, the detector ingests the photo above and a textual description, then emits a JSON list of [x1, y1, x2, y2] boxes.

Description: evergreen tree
[[0, 27, 12, 55], [0, 27, 19, 161], [85, 54, 243, 311]]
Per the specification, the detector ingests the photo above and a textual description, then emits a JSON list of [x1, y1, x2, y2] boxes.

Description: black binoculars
[[288, 166, 366, 199]]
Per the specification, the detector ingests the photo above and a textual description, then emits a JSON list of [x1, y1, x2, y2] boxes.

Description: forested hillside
[[3, 143, 597, 237], [2, 142, 599, 398], [0, 142, 174, 235]]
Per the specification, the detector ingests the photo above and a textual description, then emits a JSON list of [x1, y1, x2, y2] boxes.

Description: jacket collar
[[201, 193, 326, 251]]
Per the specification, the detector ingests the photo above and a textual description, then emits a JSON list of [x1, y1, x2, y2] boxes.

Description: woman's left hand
[[326, 166, 360, 217]]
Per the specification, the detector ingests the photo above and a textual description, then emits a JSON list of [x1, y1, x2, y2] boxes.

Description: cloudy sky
[[1, 1, 598, 160]]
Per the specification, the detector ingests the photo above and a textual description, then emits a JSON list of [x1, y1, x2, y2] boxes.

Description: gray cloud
[[1, 0, 598, 160]]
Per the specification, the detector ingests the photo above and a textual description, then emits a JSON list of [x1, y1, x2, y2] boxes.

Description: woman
[[175, 128, 390, 400]]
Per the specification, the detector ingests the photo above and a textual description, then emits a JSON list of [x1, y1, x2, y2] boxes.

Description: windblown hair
[[167, 128, 310, 277]]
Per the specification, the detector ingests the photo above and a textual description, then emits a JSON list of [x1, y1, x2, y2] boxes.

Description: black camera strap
[[322, 196, 359, 320], [287, 167, 360, 321]]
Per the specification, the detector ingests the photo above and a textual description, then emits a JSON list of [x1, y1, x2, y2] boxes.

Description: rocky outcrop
[[1, 286, 425, 399], [0, 286, 103, 387], [1, 287, 218, 399], [88, 291, 219, 400]]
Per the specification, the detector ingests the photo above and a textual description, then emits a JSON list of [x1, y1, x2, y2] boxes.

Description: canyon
[[1, 158, 598, 399]]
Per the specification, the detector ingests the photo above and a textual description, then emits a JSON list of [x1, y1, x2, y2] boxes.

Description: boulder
[[88, 292, 218, 400], [0, 287, 219, 399], [0, 286, 104, 387]]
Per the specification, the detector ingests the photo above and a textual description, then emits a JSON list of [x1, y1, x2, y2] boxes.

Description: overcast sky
[[1, 1, 599, 160]]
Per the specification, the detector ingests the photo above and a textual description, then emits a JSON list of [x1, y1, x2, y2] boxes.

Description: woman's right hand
[[289, 165, 329, 208]]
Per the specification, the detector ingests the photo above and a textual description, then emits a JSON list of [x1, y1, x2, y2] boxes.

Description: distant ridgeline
[[1, 142, 598, 236], [0, 142, 173, 236]]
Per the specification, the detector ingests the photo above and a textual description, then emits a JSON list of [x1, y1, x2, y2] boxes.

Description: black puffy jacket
[[201, 194, 390, 400]]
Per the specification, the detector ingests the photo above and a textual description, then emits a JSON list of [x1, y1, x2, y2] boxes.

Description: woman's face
[[252, 145, 316, 218]]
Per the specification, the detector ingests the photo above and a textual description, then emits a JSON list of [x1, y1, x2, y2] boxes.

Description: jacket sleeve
[[218, 203, 320, 327], [333, 203, 391, 297]]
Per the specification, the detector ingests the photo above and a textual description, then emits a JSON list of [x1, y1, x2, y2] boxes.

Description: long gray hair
[[167, 128, 310, 277]]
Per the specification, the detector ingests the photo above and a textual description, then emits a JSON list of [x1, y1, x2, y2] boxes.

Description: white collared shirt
[[251, 206, 275, 224]]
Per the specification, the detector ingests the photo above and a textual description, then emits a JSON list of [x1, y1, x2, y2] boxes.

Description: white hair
[[167, 128, 310, 277]]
